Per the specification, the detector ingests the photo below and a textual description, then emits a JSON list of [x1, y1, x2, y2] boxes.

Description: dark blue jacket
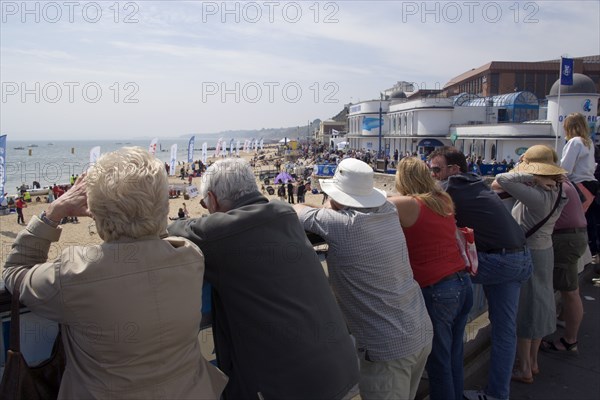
[[443, 173, 526, 251]]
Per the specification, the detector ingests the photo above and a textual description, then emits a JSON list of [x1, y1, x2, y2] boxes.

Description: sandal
[[541, 337, 578, 352]]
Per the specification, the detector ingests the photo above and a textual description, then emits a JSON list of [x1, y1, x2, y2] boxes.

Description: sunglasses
[[429, 164, 456, 174]]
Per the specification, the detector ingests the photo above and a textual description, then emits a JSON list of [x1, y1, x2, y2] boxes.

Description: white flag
[[89, 146, 101, 166], [215, 138, 223, 157], [259, 138, 264, 150], [148, 138, 158, 155], [236, 140, 240, 156], [170, 144, 177, 176], [202, 142, 208, 164]]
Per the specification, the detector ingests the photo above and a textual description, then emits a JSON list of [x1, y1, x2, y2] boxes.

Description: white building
[[347, 100, 390, 154], [346, 74, 599, 165]]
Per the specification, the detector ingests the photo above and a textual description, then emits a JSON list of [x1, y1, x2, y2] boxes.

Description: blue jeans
[[473, 249, 533, 400], [421, 272, 473, 400]]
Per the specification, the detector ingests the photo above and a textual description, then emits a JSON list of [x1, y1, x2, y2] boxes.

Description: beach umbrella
[[274, 172, 293, 184]]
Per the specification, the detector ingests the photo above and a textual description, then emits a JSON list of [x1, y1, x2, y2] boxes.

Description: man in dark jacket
[[429, 147, 533, 400], [168, 158, 359, 400]]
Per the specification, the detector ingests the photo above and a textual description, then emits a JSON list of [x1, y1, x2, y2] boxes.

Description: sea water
[[3, 138, 221, 196]]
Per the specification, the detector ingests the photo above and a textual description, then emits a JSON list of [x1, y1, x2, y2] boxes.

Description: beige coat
[[3, 217, 227, 399]]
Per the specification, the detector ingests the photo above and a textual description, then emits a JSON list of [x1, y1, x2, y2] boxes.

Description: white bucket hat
[[320, 158, 386, 208]]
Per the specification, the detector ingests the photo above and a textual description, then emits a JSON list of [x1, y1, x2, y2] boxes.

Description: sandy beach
[[0, 147, 351, 271]]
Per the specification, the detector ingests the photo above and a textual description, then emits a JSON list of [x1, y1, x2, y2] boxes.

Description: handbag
[[456, 226, 478, 276], [0, 273, 66, 400]]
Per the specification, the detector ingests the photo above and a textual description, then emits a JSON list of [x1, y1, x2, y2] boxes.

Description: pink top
[[402, 199, 466, 287], [554, 181, 587, 230]]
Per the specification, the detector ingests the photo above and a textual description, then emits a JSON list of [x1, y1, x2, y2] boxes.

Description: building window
[[515, 72, 524, 92]]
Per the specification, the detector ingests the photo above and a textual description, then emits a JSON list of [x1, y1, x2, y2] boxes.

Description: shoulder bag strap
[[526, 183, 563, 238], [9, 271, 27, 353]]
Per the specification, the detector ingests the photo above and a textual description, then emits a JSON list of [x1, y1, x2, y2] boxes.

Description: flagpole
[[556, 57, 563, 151]]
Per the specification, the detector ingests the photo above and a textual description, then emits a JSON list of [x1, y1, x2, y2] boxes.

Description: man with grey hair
[[168, 158, 359, 400]]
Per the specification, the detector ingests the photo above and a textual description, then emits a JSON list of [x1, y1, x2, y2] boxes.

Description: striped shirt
[[298, 201, 433, 361]]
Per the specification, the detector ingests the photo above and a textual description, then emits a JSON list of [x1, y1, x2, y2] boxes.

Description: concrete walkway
[[463, 263, 600, 400]]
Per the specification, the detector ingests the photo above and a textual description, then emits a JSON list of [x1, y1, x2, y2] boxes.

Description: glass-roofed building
[[461, 91, 539, 123]]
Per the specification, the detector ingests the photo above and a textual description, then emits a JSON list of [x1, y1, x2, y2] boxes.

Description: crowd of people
[[3, 113, 598, 400]]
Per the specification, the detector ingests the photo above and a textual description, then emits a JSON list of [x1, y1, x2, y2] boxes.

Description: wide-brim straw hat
[[511, 145, 567, 176], [320, 158, 386, 208]]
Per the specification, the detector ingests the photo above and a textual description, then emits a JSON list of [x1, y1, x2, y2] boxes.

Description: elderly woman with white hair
[[2, 147, 227, 399]]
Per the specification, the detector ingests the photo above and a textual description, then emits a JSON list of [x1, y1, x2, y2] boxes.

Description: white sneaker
[[463, 389, 505, 400]]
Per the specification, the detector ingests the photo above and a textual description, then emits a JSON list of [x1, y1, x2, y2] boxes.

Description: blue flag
[[0, 135, 6, 203], [561, 57, 574, 86], [188, 136, 195, 164]]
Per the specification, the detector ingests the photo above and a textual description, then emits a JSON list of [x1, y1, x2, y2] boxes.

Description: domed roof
[[390, 90, 407, 99], [548, 73, 598, 96]]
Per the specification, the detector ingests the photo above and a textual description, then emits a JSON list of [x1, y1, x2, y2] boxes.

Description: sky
[[1, 0, 599, 140]]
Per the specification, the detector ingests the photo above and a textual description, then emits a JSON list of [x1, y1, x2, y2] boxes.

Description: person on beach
[[389, 157, 473, 400], [3, 147, 228, 399], [170, 208, 186, 220], [168, 158, 359, 400], [294, 158, 433, 400], [277, 183, 286, 201], [491, 145, 568, 384], [182, 202, 190, 218], [16, 195, 27, 224], [429, 147, 532, 400], [287, 180, 295, 204]]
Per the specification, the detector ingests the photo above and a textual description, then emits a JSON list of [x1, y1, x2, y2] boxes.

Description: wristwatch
[[40, 211, 60, 228]]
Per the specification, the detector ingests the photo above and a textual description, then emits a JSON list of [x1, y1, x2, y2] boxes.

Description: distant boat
[[47, 143, 54, 145], [13, 146, 25, 150], [27, 144, 38, 148]]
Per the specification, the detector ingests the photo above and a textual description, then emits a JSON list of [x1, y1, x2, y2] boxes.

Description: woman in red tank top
[[389, 157, 473, 400]]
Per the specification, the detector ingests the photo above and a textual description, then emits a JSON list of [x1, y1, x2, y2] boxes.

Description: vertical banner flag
[[215, 138, 223, 157], [252, 138, 257, 151], [188, 136, 195, 164], [229, 139, 235, 156], [170, 144, 177, 176], [89, 146, 101, 167], [202, 142, 208, 164], [0, 135, 6, 203], [236, 140, 240, 156], [561, 57, 574, 86], [148, 138, 158, 155], [243, 140, 249, 153], [259, 138, 264, 150]]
